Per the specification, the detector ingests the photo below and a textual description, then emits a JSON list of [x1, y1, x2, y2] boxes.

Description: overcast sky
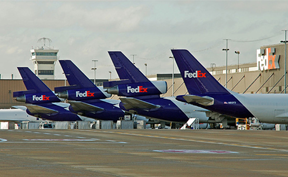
[[0, 0, 288, 80]]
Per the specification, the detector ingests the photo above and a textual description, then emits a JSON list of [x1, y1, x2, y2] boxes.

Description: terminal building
[[1, 43, 288, 111]]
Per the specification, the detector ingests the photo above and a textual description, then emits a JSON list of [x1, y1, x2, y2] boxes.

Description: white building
[[30, 41, 58, 80]]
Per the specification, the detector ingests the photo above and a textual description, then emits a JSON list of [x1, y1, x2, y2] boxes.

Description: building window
[[38, 70, 54, 75], [279, 86, 282, 92], [37, 61, 54, 64], [35, 52, 57, 56]]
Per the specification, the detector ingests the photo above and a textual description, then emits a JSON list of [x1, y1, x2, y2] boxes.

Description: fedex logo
[[76, 91, 94, 97], [184, 70, 206, 78], [127, 86, 148, 93], [32, 95, 50, 101], [257, 48, 280, 71]]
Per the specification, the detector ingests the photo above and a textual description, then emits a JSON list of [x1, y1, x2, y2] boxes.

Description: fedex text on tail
[[32, 95, 50, 101], [184, 70, 206, 78], [127, 86, 148, 93], [76, 91, 95, 97]]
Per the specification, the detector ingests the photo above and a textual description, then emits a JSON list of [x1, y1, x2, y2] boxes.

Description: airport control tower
[[30, 37, 58, 80]]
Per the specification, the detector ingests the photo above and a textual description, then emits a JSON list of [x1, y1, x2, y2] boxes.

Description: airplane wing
[[275, 112, 288, 118], [101, 99, 120, 105], [68, 100, 104, 112], [25, 104, 58, 114], [183, 95, 214, 106], [12, 106, 27, 111], [120, 97, 161, 111], [52, 102, 70, 108]]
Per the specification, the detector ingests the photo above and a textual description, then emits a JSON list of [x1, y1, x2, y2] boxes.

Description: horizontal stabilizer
[[13, 90, 36, 98], [54, 85, 80, 93], [25, 104, 58, 114], [183, 95, 214, 106], [68, 100, 104, 113], [120, 97, 161, 110], [103, 80, 131, 89]]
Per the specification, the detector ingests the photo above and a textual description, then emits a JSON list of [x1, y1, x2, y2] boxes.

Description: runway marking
[[106, 140, 127, 143], [154, 149, 238, 154], [104, 131, 288, 153], [0, 138, 7, 142], [23, 139, 99, 142]]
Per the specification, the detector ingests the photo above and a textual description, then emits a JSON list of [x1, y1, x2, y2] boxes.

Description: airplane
[[171, 49, 288, 124], [54, 60, 126, 121], [13, 67, 92, 122], [0, 108, 39, 122], [104, 51, 212, 125]]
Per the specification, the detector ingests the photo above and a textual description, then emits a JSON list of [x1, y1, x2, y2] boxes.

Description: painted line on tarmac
[[0, 138, 7, 142], [104, 131, 288, 153], [154, 149, 238, 154], [23, 138, 99, 142], [106, 140, 127, 143]]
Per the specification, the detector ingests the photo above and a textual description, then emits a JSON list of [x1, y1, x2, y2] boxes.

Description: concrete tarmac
[[0, 129, 288, 177]]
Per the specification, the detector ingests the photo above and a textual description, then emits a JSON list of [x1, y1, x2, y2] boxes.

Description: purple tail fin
[[108, 51, 149, 83], [171, 49, 229, 95], [59, 60, 97, 88], [18, 67, 53, 93], [15, 67, 61, 103]]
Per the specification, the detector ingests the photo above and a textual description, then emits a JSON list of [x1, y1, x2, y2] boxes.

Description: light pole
[[211, 63, 216, 72], [109, 71, 111, 80], [281, 30, 288, 94], [63, 72, 66, 86], [91, 60, 98, 85], [169, 56, 174, 97], [222, 39, 229, 88], [131, 54, 136, 64], [144, 63, 147, 76], [235, 51, 240, 71]]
